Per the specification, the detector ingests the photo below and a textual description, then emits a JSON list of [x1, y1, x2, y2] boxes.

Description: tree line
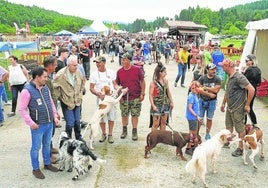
[[0, 0, 267, 35]]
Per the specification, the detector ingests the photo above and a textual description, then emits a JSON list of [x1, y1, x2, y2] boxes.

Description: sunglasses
[[245, 59, 250, 62]]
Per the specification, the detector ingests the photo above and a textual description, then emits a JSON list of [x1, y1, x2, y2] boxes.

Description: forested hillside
[[0, 0, 92, 33], [0, 0, 268, 35]]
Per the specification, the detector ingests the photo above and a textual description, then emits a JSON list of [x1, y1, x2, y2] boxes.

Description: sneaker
[[223, 143, 230, 148], [181, 84, 185, 88], [108, 135, 114, 143], [0, 120, 3, 127], [231, 148, 243, 157], [174, 82, 177, 87], [205, 133, 211, 140], [99, 134, 107, 142], [44, 164, 59, 172], [7, 112, 15, 117], [185, 148, 194, 156], [32, 169, 45, 179]]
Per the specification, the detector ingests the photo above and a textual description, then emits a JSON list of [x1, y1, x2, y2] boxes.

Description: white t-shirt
[[89, 68, 116, 92], [8, 64, 27, 86]]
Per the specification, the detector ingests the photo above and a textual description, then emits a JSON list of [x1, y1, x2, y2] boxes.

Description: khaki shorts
[[100, 105, 117, 122], [120, 98, 142, 117], [225, 104, 245, 133]]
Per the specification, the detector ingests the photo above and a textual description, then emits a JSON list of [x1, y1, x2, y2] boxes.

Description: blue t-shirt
[[212, 50, 224, 66], [186, 92, 199, 120], [143, 43, 151, 55]]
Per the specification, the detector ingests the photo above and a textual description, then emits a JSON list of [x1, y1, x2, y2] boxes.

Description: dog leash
[[166, 124, 185, 143]]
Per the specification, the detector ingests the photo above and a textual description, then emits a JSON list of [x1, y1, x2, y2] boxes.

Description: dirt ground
[[0, 54, 267, 188]]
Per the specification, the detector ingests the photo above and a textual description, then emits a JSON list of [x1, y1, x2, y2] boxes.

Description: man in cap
[[113, 52, 145, 141], [89, 56, 117, 143], [220, 59, 255, 157], [197, 63, 221, 140]]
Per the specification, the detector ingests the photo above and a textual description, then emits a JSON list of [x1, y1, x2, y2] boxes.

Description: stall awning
[[178, 29, 201, 34], [168, 28, 201, 36]]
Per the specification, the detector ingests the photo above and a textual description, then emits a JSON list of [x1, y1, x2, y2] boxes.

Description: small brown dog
[[144, 130, 201, 160], [243, 124, 265, 169]]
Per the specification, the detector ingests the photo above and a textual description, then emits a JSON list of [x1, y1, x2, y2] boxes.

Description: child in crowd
[[185, 81, 201, 156]]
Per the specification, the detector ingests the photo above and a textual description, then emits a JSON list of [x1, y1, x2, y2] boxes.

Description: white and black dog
[[58, 132, 106, 180]]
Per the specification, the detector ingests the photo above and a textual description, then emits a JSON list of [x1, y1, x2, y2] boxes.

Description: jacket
[[53, 67, 85, 110]]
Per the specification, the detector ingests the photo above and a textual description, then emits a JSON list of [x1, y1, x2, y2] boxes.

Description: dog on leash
[[144, 130, 202, 161], [242, 124, 265, 169], [85, 86, 126, 149], [185, 129, 234, 188], [58, 132, 106, 180]]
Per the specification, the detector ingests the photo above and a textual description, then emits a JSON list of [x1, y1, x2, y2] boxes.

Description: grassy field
[[221, 38, 245, 48]]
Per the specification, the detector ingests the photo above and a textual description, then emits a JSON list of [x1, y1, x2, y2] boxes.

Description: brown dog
[[144, 130, 201, 161], [243, 124, 265, 169]]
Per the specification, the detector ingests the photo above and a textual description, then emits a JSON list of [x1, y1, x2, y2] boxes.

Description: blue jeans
[[175, 63, 187, 85], [30, 122, 53, 170], [199, 99, 217, 120], [1, 84, 8, 103], [0, 84, 4, 121], [61, 103, 82, 140]]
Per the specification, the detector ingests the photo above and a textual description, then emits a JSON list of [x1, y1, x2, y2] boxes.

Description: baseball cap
[[122, 52, 132, 61], [93, 56, 106, 63], [206, 63, 217, 70]]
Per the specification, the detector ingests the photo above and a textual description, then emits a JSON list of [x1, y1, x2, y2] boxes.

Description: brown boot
[[32, 169, 45, 179], [120, 126, 127, 139], [44, 164, 59, 172], [132, 128, 138, 141]]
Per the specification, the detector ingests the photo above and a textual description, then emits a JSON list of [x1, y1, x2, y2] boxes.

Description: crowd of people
[[0, 33, 262, 179]]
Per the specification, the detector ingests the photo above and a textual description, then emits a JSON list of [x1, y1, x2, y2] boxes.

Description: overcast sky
[[7, 0, 258, 23]]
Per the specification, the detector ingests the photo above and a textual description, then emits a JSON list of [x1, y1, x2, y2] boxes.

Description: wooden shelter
[[165, 20, 207, 36]]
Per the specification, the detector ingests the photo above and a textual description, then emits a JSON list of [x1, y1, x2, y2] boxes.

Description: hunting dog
[[144, 130, 202, 161], [242, 124, 265, 169], [185, 129, 234, 188], [84, 86, 125, 149], [58, 132, 106, 180]]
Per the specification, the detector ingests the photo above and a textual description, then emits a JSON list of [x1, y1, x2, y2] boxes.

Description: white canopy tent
[[204, 31, 215, 45], [154, 27, 169, 36], [114, 30, 127, 34], [240, 18, 268, 79], [89, 20, 109, 35]]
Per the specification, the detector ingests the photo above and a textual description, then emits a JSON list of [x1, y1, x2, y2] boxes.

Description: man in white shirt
[[89, 56, 117, 143]]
